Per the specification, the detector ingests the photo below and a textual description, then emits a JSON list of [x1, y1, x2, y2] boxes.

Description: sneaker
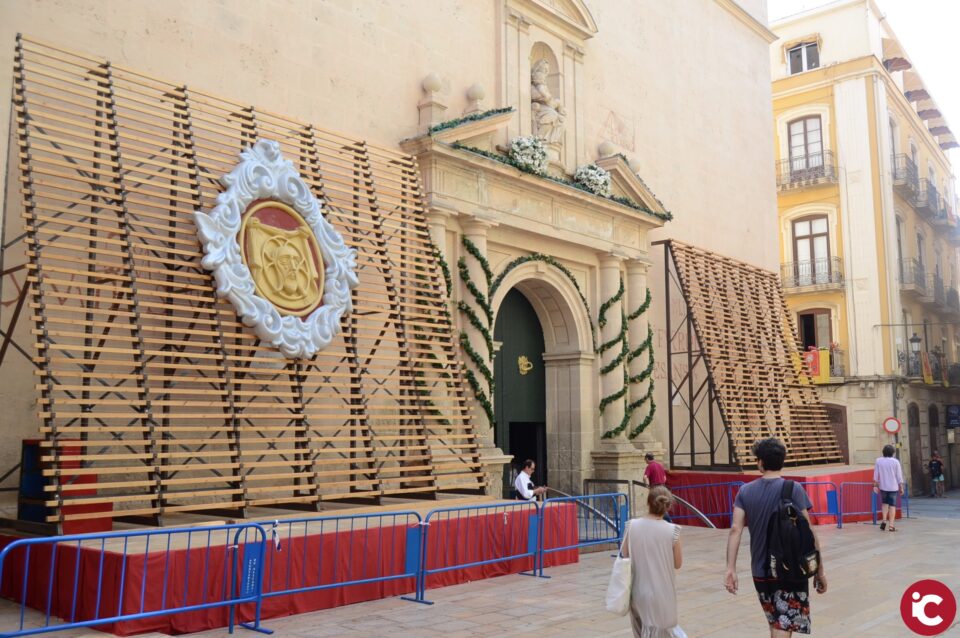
[[879, 522, 886, 530]]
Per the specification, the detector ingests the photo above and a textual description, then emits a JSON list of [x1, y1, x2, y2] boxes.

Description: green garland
[[599, 286, 656, 439], [450, 142, 673, 222], [597, 279, 624, 330], [433, 246, 453, 295], [457, 236, 496, 428], [462, 236, 493, 287], [489, 252, 597, 349], [627, 288, 651, 321], [427, 107, 514, 135]]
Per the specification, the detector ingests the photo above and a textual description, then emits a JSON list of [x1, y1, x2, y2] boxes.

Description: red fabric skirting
[[666, 468, 881, 528], [0, 504, 578, 635]]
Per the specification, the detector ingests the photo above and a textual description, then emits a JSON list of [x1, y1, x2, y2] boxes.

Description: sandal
[[879, 522, 886, 530], [888, 526, 897, 532]]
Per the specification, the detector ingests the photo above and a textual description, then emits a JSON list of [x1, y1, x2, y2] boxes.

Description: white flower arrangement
[[573, 163, 612, 197], [508, 136, 548, 175]]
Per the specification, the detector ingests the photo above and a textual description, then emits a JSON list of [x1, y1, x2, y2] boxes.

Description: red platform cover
[[0, 504, 579, 635]]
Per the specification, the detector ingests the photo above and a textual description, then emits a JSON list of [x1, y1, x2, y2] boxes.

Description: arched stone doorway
[[494, 290, 546, 496], [490, 264, 593, 496], [907, 403, 923, 495]]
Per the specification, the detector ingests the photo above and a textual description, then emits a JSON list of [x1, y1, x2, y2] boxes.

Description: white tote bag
[[605, 520, 632, 616]]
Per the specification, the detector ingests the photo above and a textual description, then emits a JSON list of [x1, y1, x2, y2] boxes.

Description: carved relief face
[[240, 200, 325, 317], [532, 59, 549, 83]]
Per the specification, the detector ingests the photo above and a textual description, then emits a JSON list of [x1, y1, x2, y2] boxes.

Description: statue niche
[[530, 58, 565, 144]]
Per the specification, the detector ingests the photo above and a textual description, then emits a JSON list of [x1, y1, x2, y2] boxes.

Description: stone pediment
[[401, 136, 667, 261], [595, 155, 668, 218], [508, 0, 598, 41]]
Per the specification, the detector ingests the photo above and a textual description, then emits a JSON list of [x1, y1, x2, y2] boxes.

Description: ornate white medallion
[[193, 139, 358, 359]]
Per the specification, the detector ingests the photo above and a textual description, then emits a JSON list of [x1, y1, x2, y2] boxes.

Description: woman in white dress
[[620, 486, 686, 638]]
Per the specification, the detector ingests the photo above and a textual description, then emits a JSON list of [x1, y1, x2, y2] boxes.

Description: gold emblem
[[240, 200, 325, 317], [518, 355, 534, 375]]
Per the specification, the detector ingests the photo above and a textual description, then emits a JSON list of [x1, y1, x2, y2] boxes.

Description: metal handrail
[[631, 480, 718, 529], [545, 487, 619, 532]]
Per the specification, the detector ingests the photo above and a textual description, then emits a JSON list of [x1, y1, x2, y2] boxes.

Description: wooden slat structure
[[11, 35, 485, 527], [659, 240, 843, 468]]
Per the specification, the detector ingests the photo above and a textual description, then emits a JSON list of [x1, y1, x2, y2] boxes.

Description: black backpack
[[765, 480, 820, 583]]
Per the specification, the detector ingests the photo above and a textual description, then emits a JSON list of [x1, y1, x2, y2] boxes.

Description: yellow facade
[[771, 1, 960, 490]]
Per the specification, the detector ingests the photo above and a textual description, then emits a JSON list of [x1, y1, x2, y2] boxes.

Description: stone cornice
[[400, 138, 663, 260], [712, 0, 777, 44], [406, 139, 668, 225]]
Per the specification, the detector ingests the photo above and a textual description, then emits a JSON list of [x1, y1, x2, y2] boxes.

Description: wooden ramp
[[10, 35, 485, 529], [658, 240, 842, 468]]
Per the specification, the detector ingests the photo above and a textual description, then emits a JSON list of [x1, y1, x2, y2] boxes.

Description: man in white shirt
[[514, 459, 547, 501]]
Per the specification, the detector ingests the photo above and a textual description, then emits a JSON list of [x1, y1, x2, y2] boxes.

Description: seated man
[[514, 459, 547, 501]]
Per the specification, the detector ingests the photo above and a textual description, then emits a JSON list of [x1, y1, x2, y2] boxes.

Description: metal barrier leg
[[520, 510, 544, 578], [401, 523, 432, 605], [837, 486, 843, 529], [236, 535, 273, 634], [871, 492, 877, 525]]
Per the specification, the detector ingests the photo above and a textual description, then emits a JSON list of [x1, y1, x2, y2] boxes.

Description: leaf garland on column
[[626, 289, 656, 439], [457, 236, 495, 427], [599, 285, 656, 439]]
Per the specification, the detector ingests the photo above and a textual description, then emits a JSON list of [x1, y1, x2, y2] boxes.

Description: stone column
[[459, 218, 508, 493], [592, 253, 646, 484], [626, 259, 664, 456], [597, 253, 625, 434]]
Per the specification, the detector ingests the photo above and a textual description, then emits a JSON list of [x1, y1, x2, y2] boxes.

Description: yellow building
[[771, 0, 960, 494]]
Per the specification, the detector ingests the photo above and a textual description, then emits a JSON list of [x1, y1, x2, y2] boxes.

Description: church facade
[[0, 0, 780, 499]]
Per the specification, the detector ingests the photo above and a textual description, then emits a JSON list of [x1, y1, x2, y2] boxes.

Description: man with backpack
[[724, 438, 827, 636]]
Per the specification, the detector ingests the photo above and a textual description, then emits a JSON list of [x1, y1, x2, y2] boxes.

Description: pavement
[[2, 490, 957, 637]]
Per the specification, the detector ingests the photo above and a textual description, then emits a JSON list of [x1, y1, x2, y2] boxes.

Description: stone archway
[[491, 262, 593, 494]]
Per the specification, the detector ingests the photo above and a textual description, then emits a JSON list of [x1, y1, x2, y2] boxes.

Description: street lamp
[[909, 333, 922, 353]]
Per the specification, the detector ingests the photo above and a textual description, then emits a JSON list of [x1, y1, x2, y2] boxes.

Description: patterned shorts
[[754, 579, 811, 634]]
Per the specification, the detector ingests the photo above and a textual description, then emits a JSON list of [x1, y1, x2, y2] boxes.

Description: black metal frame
[[660, 243, 735, 470]]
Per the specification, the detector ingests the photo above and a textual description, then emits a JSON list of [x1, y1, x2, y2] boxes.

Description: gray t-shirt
[[733, 477, 813, 578]]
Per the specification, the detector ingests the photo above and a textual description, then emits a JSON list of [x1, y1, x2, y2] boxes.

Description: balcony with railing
[[898, 258, 927, 298], [781, 257, 843, 290], [891, 154, 919, 201], [899, 349, 950, 384], [931, 194, 951, 226], [914, 179, 939, 216], [947, 286, 960, 315], [925, 272, 946, 308], [829, 348, 845, 378], [776, 150, 839, 190]]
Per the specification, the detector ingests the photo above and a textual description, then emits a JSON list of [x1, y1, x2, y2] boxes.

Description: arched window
[[792, 215, 831, 285]]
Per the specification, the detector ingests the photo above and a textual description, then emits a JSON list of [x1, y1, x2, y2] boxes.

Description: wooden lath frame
[[656, 240, 843, 468], [10, 35, 486, 529]]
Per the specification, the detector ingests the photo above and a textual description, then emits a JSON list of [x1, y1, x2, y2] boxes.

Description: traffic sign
[[882, 417, 901, 435]]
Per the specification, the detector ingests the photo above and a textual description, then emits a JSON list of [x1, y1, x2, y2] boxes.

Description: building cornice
[[712, 0, 778, 44], [772, 55, 955, 175]]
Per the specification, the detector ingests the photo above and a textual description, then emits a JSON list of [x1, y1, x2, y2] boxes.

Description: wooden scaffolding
[[7, 35, 485, 529], [658, 240, 843, 469]]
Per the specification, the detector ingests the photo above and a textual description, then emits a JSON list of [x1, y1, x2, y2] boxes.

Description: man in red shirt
[[643, 452, 667, 486]]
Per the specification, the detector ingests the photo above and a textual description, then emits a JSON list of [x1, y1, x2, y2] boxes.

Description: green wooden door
[[494, 289, 546, 496]]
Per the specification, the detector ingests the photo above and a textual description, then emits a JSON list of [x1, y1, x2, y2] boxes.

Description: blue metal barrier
[[839, 481, 909, 529], [406, 500, 541, 604], [538, 493, 627, 576], [669, 482, 745, 527], [798, 481, 841, 529], [259, 512, 422, 604], [0, 523, 269, 637]]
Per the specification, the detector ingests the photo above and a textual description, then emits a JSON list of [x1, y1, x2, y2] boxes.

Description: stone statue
[[530, 59, 565, 144]]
